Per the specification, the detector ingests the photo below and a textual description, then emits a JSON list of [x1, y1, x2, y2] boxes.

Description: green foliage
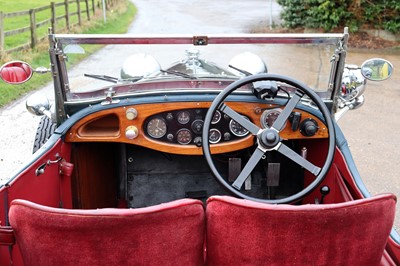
[[277, 0, 307, 28], [277, 0, 400, 33], [0, 0, 136, 107]]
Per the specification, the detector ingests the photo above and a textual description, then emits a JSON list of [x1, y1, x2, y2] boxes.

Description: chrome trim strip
[[53, 33, 344, 45]]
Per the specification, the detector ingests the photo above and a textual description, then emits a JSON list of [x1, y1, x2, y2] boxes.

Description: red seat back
[[10, 198, 205, 266], [206, 194, 396, 265]]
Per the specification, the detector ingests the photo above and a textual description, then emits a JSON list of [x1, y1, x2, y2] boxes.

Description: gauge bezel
[[177, 111, 191, 125], [211, 110, 221, 124], [260, 108, 286, 129], [176, 128, 192, 145], [209, 128, 222, 144]]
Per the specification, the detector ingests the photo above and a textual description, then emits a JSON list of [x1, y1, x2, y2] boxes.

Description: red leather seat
[[9, 198, 205, 266], [206, 194, 396, 266]]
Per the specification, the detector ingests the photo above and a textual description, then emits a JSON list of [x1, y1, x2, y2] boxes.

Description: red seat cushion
[[9, 198, 205, 266], [206, 194, 396, 266]]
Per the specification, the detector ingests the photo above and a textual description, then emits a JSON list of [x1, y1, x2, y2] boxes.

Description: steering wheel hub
[[260, 129, 280, 149]]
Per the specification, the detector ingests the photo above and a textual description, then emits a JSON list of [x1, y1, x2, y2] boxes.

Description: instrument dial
[[209, 128, 221, 144], [147, 117, 167, 138], [191, 119, 204, 134], [212, 110, 221, 124], [177, 111, 191, 124], [176, 128, 192, 145], [260, 108, 286, 129], [229, 116, 250, 137]]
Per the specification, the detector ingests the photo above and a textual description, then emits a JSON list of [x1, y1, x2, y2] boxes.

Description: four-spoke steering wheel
[[202, 73, 335, 204]]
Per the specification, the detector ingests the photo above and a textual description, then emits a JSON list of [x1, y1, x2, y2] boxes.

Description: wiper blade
[[161, 69, 197, 79], [84, 73, 143, 83], [84, 74, 119, 83], [228, 64, 252, 76]]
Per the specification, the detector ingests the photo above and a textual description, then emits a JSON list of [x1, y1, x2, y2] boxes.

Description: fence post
[[29, 9, 37, 49], [77, 0, 82, 26], [85, 0, 90, 21], [0, 12, 4, 55], [65, 0, 70, 30], [51, 2, 56, 33]]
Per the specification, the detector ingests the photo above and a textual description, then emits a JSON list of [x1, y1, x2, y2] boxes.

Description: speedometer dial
[[147, 117, 167, 138]]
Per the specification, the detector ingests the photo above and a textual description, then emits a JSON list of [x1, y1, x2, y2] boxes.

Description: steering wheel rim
[[202, 73, 335, 204]]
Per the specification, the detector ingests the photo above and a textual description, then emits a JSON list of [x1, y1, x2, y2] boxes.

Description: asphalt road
[[0, 0, 399, 227]]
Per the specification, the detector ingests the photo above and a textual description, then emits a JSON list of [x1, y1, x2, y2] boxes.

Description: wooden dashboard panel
[[65, 101, 328, 155]]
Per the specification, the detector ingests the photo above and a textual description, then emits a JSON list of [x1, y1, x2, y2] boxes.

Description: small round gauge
[[146, 117, 167, 139], [176, 128, 192, 145], [177, 111, 191, 124], [260, 108, 286, 129], [191, 119, 204, 134], [229, 116, 250, 137], [212, 110, 221, 124], [209, 128, 222, 144]]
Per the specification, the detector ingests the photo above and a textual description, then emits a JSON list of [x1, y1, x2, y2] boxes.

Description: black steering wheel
[[202, 73, 335, 204]]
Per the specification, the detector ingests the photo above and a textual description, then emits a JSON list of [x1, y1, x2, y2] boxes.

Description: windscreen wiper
[[228, 64, 252, 76], [160, 69, 197, 79], [84, 73, 143, 83], [84, 74, 119, 83]]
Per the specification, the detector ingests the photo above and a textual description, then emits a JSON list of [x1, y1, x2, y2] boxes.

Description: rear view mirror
[[0, 61, 33, 84], [361, 58, 393, 81]]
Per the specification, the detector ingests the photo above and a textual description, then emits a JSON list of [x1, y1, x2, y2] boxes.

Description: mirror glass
[[0, 61, 33, 84], [361, 58, 393, 81]]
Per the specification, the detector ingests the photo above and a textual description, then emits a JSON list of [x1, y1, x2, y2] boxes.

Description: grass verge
[[0, 0, 136, 108]]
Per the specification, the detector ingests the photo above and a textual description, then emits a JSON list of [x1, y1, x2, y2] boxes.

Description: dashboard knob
[[300, 118, 319, 137], [126, 108, 138, 120], [125, 126, 139, 139]]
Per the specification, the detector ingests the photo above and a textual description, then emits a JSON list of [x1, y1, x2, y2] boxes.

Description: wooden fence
[[0, 0, 99, 54]]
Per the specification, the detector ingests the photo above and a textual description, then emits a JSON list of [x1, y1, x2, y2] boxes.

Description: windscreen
[[61, 40, 338, 102]]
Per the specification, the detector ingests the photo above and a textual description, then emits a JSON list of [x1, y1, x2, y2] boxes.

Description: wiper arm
[[84, 73, 143, 83], [161, 69, 197, 79]]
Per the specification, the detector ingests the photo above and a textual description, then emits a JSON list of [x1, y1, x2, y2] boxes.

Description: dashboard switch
[[289, 112, 302, 131], [125, 126, 139, 139]]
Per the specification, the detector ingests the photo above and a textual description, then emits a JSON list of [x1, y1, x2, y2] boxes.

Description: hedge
[[277, 0, 400, 33]]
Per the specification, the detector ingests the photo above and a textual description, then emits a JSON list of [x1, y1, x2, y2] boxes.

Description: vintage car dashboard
[[65, 101, 328, 155]]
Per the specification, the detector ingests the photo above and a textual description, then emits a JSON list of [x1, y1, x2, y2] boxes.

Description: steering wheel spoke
[[232, 146, 265, 190], [219, 103, 260, 135], [271, 90, 304, 131], [277, 143, 321, 176]]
